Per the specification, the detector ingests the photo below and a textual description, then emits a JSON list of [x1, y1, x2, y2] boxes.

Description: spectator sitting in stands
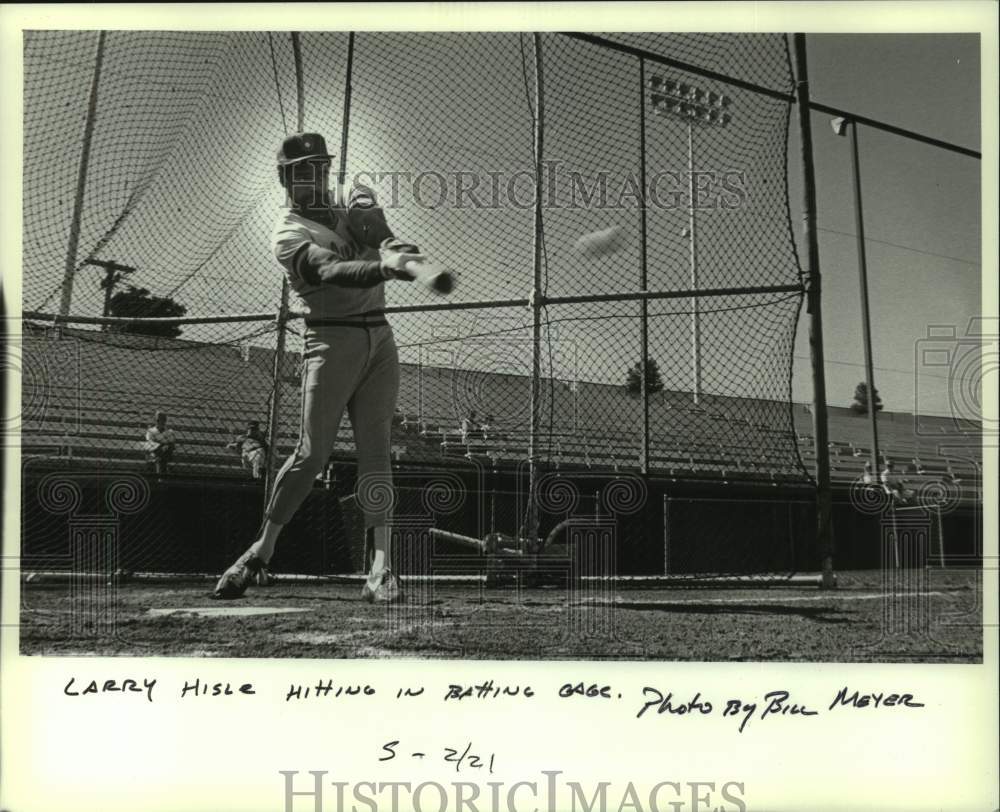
[[460, 410, 477, 444], [880, 460, 914, 505], [145, 411, 177, 474], [227, 419, 269, 480], [862, 461, 874, 486]]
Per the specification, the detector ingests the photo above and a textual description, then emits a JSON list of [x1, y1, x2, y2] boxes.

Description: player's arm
[[289, 242, 418, 288], [274, 216, 421, 289]]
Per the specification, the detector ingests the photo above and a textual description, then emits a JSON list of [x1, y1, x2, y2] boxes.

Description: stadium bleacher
[[20, 324, 982, 504]]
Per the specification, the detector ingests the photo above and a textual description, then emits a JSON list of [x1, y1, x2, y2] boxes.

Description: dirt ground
[[19, 569, 982, 662]]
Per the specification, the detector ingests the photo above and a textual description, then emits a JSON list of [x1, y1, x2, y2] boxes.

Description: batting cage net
[[20, 31, 813, 579]]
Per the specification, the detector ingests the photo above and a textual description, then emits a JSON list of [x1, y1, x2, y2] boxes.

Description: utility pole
[[85, 258, 137, 325]]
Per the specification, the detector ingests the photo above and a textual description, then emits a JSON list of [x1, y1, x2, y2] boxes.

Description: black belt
[[305, 312, 388, 328]]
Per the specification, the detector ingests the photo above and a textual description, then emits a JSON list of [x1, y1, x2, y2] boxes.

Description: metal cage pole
[[638, 57, 650, 475], [687, 121, 702, 405], [338, 32, 356, 192], [59, 30, 106, 318], [417, 346, 424, 426], [263, 32, 304, 505], [792, 34, 836, 589], [848, 119, 881, 474], [524, 33, 545, 542], [662, 493, 670, 575]]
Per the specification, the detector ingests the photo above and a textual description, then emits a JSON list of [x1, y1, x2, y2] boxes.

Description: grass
[[19, 569, 981, 662]]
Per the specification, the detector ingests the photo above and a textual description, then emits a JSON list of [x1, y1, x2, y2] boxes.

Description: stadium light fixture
[[646, 75, 732, 128]]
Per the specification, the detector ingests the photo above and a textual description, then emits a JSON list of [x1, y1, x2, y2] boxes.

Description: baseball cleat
[[361, 569, 404, 604], [211, 552, 268, 600]]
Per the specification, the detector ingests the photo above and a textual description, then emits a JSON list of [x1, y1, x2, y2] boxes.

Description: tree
[[850, 381, 883, 414], [625, 358, 665, 398], [107, 286, 187, 338]]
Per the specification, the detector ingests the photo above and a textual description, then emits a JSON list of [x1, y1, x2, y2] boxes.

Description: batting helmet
[[276, 132, 333, 166]]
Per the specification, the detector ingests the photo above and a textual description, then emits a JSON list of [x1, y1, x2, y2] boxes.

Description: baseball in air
[[574, 225, 625, 257]]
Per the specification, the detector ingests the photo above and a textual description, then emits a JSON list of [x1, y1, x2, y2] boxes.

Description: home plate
[[147, 607, 312, 618]]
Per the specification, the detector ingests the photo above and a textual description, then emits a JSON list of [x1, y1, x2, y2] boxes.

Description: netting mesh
[[592, 33, 794, 93], [26, 33, 289, 322], [21, 31, 809, 545], [335, 32, 538, 306]]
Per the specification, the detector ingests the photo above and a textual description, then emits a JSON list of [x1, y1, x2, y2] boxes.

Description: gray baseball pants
[[264, 320, 399, 528]]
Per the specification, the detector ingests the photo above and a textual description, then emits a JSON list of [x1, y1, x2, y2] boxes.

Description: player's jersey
[[272, 205, 384, 319]]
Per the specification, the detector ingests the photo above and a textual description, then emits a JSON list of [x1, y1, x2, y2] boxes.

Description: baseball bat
[[404, 258, 455, 295], [429, 528, 487, 552]]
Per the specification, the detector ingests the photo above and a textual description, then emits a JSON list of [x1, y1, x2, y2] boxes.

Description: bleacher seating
[[19, 324, 983, 498]]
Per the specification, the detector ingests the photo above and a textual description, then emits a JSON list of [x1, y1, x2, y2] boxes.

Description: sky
[[795, 34, 983, 418], [15, 29, 989, 420]]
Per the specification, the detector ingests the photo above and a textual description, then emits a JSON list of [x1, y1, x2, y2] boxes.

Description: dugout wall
[[20, 460, 981, 580]]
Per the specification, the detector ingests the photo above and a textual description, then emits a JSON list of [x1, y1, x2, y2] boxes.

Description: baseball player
[[213, 132, 423, 603]]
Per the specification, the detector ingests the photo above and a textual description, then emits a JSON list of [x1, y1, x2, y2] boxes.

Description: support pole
[[936, 504, 945, 568], [890, 506, 900, 570], [848, 120, 881, 474], [417, 347, 424, 424], [687, 122, 702, 405], [524, 33, 545, 542], [264, 32, 303, 505], [792, 34, 836, 589], [662, 493, 670, 575], [638, 57, 650, 475], [338, 32, 355, 191], [59, 31, 106, 317]]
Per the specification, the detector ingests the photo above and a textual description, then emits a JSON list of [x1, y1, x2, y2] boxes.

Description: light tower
[[646, 74, 733, 405]]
